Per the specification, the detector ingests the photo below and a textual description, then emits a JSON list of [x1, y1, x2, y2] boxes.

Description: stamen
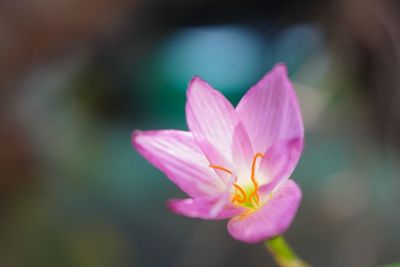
[[209, 164, 232, 175], [209, 164, 247, 204], [249, 153, 264, 205], [232, 184, 247, 203], [209, 154, 264, 208]]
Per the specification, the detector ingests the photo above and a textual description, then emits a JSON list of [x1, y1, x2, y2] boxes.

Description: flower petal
[[227, 180, 302, 243], [231, 123, 254, 185], [167, 193, 243, 220], [132, 130, 224, 198], [236, 64, 304, 154], [186, 76, 253, 181], [258, 138, 303, 188]]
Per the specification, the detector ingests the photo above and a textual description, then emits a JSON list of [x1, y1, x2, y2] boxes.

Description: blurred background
[[1, 0, 400, 266]]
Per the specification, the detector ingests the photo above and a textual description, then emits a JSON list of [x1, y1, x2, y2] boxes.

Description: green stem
[[264, 236, 311, 267]]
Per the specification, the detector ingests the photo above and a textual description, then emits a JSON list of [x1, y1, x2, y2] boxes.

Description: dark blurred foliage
[[1, 0, 400, 266], [335, 0, 400, 146]]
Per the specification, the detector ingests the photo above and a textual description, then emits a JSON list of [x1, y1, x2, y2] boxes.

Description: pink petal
[[227, 180, 302, 243], [236, 64, 304, 154], [186, 76, 253, 181], [167, 193, 243, 220], [231, 123, 255, 184], [258, 138, 303, 188], [132, 130, 224, 198]]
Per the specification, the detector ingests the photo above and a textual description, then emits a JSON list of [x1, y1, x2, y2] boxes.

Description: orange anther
[[232, 184, 247, 203], [249, 153, 264, 205], [209, 164, 233, 175], [209, 154, 264, 208]]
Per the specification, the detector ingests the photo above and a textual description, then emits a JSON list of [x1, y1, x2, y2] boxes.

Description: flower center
[[209, 153, 264, 209]]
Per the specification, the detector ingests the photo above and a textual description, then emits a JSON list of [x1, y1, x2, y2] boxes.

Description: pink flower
[[132, 64, 304, 243]]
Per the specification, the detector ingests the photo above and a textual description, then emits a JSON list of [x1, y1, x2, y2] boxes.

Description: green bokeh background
[[1, 1, 400, 266]]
